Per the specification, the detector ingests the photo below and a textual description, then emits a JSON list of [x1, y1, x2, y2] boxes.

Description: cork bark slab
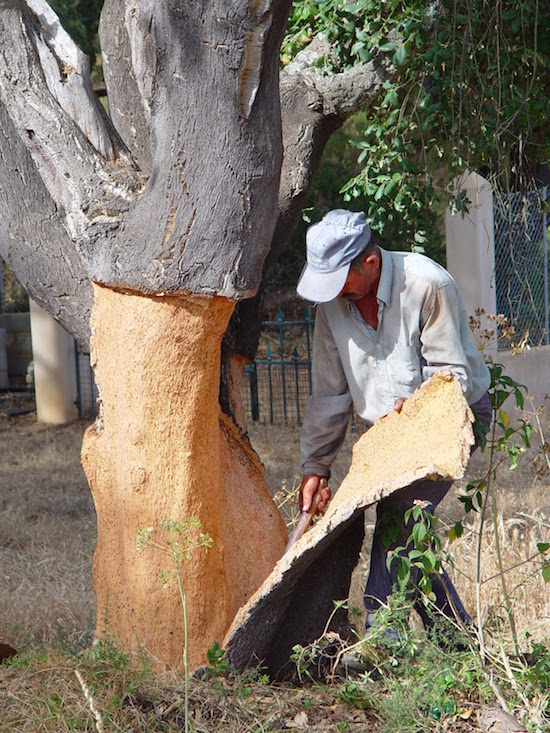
[[224, 372, 474, 677]]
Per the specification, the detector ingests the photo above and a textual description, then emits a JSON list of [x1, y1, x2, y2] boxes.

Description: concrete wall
[[29, 300, 78, 424], [446, 171, 497, 319], [446, 172, 550, 408], [499, 346, 550, 408]]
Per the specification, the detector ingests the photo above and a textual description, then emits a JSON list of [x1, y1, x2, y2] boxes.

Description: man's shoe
[[337, 651, 372, 674], [365, 612, 403, 644]]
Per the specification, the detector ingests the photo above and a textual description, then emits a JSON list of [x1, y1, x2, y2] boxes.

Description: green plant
[[337, 680, 373, 709], [282, 0, 550, 260], [205, 641, 230, 677], [376, 316, 550, 728], [137, 517, 213, 733], [453, 361, 532, 655], [386, 500, 442, 602]]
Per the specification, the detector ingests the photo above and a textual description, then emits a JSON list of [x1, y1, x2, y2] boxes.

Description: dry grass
[[1, 400, 548, 654], [0, 394, 549, 731], [0, 413, 96, 649], [0, 647, 383, 733]]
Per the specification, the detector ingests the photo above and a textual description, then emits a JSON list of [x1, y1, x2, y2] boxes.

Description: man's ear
[[364, 253, 379, 271]]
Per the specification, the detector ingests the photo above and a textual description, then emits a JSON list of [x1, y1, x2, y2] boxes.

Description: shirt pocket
[[386, 344, 422, 390]]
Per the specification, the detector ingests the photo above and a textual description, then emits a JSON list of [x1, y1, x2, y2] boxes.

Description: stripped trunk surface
[[82, 285, 287, 669]]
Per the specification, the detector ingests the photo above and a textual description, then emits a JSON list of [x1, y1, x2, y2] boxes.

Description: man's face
[[338, 254, 380, 300]]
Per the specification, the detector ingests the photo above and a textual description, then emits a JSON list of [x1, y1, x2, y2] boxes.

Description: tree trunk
[[82, 284, 287, 669], [0, 0, 402, 671]]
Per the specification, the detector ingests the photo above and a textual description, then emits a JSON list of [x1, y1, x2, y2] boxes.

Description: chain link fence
[[494, 186, 549, 347]]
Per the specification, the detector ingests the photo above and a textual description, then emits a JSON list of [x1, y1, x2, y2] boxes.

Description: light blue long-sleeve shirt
[[300, 248, 491, 477]]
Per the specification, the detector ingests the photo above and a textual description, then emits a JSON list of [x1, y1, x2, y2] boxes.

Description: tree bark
[[0, 0, 401, 669], [1, 0, 292, 669]]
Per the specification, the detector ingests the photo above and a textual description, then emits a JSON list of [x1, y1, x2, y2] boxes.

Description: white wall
[[446, 172, 549, 408]]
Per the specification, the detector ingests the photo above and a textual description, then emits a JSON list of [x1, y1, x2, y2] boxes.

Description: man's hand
[[299, 475, 332, 514], [394, 397, 407, 413]]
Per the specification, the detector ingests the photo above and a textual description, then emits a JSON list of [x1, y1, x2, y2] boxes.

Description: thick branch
[[222, 38, 397, 413], [99, 0, 155, 172], [0, 1, 143, 344], [271, 35, 396, 265], [91, 0, 292, 299]]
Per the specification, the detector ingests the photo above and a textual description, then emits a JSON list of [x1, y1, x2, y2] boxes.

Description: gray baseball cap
[[296, 209, 372, 303]]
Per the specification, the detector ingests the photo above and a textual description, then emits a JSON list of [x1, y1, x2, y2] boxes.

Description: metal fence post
[[74, 340, 84, 419], [543, 187, 549, 345], [248, 362, 259, 421], [292, 346, 301, 424], [266, 346, 274, 423], [277, 308, 288, 421], [0, 258, 5, 314]]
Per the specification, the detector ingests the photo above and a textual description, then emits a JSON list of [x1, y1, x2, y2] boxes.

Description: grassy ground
[[0, 390, 549, 731]]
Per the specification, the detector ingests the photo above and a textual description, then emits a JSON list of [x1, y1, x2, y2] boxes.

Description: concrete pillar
[[29, 300, 78, 423], [446, 171, 497, 318]]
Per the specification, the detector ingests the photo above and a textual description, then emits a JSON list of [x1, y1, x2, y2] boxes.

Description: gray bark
[[0, 0, 142, 343], [0, 0, 290, 344], [0, 1, 397, 348], [90, 0, 289, 298]]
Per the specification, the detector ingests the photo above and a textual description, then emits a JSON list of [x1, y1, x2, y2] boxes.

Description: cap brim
[[296, 262, 350, 303]]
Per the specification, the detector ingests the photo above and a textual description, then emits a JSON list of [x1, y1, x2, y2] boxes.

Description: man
[[297, 208, 491, 633]]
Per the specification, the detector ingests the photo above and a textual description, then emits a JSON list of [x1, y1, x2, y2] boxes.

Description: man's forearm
[[300, 392, 353, 478]]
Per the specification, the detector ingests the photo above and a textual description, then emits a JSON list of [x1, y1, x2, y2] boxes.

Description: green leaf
[[449, 522, 463, 543], [382, 89, 399, 108], [379, 41, 399, 52], [394, 44, 408, 66], [412, 522, 427, 545], [499, 409, 510, 429], [422, 552, 436, 573], [538, 542, 550, 554], [375, 182, 386, 201], [542, 565, 550, 584]]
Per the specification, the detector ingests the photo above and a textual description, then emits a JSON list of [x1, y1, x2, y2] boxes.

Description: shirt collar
[[376, 247, 392, 306]]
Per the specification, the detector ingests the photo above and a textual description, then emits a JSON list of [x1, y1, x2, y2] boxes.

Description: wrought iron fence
[[243, 308, 314, 425], [493, 186, 549, 347]]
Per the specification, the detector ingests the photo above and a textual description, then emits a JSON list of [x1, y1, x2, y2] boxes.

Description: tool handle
[[283, 478, 327, 554]]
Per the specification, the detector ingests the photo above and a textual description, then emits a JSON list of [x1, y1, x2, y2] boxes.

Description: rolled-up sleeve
[[300, 306, 353, 477]]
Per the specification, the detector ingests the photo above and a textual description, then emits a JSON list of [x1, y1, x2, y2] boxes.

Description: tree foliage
[[31, 1, 549, 268], [282, 0, 550, 253]]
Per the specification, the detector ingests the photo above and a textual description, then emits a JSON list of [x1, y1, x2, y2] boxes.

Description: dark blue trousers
[[364, 393, 492, 628]]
